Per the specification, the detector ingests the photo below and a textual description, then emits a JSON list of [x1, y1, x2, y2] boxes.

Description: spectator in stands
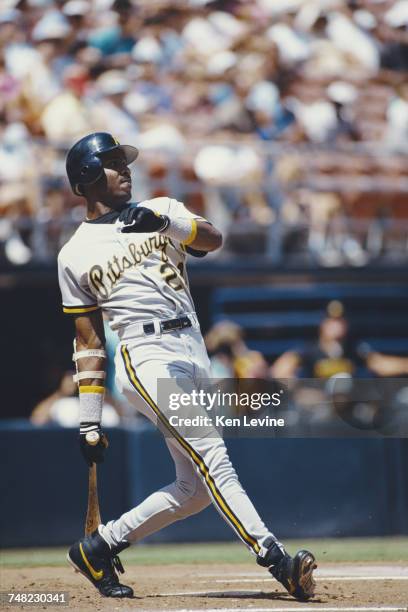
[[88, 0, 140, 65], [245, 81, 295, 141], [379, 1, 408, 72], [62, 0, 90, 45], [288, 95, 339, 144], [205, 320, 272, 379], [92, 69, 139, 141], [0, 50, 20, 121], [271, 300, 357, 380], [234, 350, 271, 379], [385, 83, 408, 152], [205, 320, 247, 377], [28, 10, 72, 104], [326, 81, 361, 143], [0, 121, 35, 264], [271, 300, 359, 423], [0, 183, 32, 265], [40, 63, 92, 141]]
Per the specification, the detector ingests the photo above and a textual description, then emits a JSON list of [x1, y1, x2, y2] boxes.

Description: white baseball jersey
[[58, 197, 204, 331]]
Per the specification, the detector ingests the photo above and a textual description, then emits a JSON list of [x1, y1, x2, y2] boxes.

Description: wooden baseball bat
[[84, 431, 108, 536], [85, 463, 101, 536]]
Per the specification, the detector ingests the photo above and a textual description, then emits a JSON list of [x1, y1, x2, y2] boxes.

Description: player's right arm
[[73, 311, 109, 466], [74, 309, 107, 391], [58, 249, 108, 465]]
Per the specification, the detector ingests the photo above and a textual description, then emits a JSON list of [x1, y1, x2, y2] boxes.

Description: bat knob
[[85, 431, 100, 446]]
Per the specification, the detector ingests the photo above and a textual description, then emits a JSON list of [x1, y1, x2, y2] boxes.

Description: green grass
[[1, 537, 408, 568]]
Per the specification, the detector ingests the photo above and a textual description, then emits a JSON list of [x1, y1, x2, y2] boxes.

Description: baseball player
[[59, 132, 316, 600]]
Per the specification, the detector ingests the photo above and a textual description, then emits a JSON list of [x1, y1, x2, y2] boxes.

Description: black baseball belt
[[143, 315, 192, 336]]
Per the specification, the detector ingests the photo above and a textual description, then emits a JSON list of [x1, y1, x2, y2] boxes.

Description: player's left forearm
[[189, 221, 223, 252]]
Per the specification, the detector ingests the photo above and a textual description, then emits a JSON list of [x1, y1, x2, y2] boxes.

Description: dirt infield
[[1, 563, 407, 611]]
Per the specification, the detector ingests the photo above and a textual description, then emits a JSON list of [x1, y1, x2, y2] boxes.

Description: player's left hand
[[119, 206, 169, 233]]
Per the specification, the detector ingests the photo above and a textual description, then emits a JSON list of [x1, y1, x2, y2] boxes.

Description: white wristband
[[160, 217, 197, 246], [73, 348, 106, 361], [79, 386, 104, 423], [73, 371, 106, 383]]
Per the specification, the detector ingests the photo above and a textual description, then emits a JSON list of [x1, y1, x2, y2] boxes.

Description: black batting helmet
[[66, 132, 139, 195]]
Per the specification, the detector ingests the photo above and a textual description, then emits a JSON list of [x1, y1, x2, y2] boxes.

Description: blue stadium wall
[[1, 422, 407, 547]]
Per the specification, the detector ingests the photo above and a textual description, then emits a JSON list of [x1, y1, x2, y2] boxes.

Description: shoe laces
[[95, 556, 120, 587], [100, 554, 126, 588], [112, 555, 124, 574]]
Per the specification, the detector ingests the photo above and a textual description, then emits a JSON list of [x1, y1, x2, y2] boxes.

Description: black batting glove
[[119, 206, 169, 233], [79, 423, 108, 467]]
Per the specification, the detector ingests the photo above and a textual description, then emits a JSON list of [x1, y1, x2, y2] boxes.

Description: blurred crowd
[[1, 0, 407, 265]]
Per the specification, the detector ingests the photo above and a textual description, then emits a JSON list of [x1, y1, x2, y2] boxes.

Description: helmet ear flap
[[73, 155, 104, 195], [78, 155, 103, 185]]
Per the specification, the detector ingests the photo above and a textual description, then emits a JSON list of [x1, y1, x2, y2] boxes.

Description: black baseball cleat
[[257, 542, 317, 601], [270, 550, 317, 600], [67, 530, 133, 598]]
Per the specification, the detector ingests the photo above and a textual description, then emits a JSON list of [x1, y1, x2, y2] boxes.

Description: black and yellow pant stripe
[[121, 345, 260, 554]]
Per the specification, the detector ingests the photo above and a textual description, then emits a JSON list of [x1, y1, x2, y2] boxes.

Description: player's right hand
[[119, 206, 168, 233], [79, 423, 108, 466]]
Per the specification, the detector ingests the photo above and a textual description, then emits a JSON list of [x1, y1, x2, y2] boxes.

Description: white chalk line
[[198, 577, 408, 583], [143, 608, 407, 612], [159, 586, 408, 596], [197, 568, 408, 578]]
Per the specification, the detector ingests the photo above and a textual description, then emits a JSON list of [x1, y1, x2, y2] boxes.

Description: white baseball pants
[[100, 323, 280, 557]]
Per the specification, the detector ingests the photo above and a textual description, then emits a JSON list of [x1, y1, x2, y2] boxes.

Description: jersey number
[[160, 262, 185, 291]]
